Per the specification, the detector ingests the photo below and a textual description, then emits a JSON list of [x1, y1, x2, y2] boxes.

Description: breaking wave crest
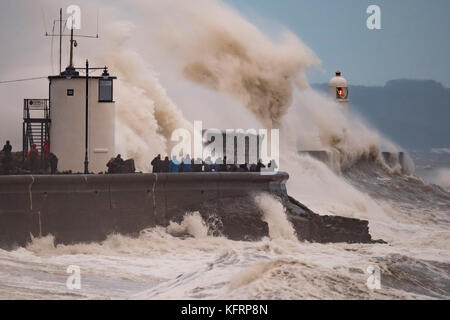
[[255, 194, 297, 241]]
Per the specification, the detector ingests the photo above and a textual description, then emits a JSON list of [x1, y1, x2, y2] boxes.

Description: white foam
[[255, 194, 297, 241]]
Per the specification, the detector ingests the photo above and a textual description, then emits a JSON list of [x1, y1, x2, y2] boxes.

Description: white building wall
[[49, 77, 115, 173]]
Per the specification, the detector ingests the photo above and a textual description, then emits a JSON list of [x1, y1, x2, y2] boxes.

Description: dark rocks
[[283, 195, 377, 244], [167, 194, 383, 244], [198, 197, 269, 241]]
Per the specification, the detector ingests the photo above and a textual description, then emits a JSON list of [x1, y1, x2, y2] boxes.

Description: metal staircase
[[23, 99, 51, 160]]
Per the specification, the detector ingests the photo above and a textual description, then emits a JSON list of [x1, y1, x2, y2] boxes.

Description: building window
[[67, 89, 74, 96], [99, 79, 113, 102]]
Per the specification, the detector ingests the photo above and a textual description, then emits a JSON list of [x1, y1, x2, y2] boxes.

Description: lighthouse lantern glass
[[336, 87, 348, 100]]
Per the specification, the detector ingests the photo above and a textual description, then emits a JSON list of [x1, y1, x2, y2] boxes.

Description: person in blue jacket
[[170, 155, 180, 173]]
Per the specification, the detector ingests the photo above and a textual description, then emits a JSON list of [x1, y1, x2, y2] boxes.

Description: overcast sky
[[224, 0, 450, 87]]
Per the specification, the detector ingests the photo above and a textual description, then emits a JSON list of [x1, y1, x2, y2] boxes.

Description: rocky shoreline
[[169, 193, 385, 244]]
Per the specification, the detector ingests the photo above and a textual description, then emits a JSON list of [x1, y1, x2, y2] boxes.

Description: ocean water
[[0, 153, 448, 300]]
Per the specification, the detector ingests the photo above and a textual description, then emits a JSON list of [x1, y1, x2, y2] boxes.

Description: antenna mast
[[45, 7, 100, 76], [69, 26, 75, 68]]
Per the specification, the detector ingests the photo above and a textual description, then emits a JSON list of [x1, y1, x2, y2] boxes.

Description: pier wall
[[0, 173, 288, 249]]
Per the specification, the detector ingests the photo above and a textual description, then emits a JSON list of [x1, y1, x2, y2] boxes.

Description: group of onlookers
[[0, 140, 58, 175], [150, 154, 277, 173], [1, 141, 277, 176]]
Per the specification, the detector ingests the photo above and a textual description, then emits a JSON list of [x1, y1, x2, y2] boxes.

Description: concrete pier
[[0, 173, 288, 248], [0, 171, 381, 249]]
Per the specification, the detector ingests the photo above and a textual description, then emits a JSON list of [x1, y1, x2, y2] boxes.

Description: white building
[[329, 71, 349, 107], [48, 66, 116, 173]]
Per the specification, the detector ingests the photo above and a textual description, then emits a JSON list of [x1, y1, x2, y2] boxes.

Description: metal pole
[[59, 8, 62, 74], [69, 27, 74, 68], [22, 122, 25, 162], [84, 59, 89, 174]]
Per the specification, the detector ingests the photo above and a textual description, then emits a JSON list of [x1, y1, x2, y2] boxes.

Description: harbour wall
[[0, 173, 288, 249]]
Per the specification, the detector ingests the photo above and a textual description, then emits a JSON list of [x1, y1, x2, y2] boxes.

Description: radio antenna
[[45, 7, 100, 75]]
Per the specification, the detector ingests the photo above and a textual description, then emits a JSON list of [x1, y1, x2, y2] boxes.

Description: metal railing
[[22, 99, 51, 161]]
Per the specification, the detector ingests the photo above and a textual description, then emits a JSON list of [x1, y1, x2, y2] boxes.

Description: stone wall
[[0, 172, 381, 249]]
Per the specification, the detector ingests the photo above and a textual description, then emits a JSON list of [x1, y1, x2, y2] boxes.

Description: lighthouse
[[329, 71, 349, 107]]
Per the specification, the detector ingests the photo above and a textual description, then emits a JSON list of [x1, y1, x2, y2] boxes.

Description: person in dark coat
[[112, 154, 124, 173], [1, 140, 13, 175], [49, 153, 58, 174], [218, 156, 228, 172], [2, 141, 12, 155], [151, 154, 161, 173], [161, 156, 170, 172], [114, 154, 124, 167], [204, 156, 212, 172], [179, 161, 184, 173], [1, 155, 12, 175], [182, 155, 192, 172], [193, 158, 203, 172], [256, 159, 266, 172], [214, 157, 222, 172], [239, 163, 249, 172], [268, 160, 278, 172]]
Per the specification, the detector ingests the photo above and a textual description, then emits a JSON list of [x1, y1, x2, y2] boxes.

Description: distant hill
[[312, 79, 450, 151]]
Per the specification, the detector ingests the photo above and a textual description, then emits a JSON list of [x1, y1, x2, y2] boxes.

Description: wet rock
[[167, 194, 382, 244], [283, 195, 384, 244]]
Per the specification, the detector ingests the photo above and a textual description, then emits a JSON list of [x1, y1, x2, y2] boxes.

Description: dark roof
[[48, 75, 117, 80]]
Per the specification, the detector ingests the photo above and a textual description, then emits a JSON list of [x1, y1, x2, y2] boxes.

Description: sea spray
[[167, 212, 209, 239], [255, 194, 297, 241], [99, 21, 192, 170], [229, 259, 297, 290], [132, 0, 320, 128], [432, 168, 450, 191]]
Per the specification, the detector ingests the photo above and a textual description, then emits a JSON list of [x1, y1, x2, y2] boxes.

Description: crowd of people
[[26, 142, 58, 174], [150, 154, 278, 173], [2, 140, 277, 176], [0, 140, 58, 175]]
